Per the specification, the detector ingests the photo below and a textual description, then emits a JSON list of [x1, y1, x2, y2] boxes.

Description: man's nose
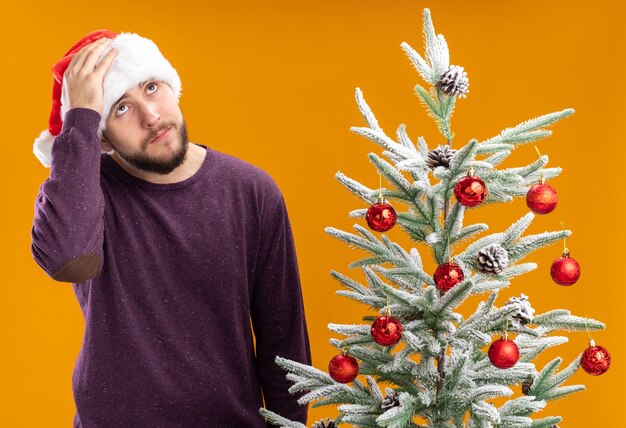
[[138, 101, 160, 127]]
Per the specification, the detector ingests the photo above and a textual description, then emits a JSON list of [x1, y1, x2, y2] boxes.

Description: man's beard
[[105, 120, 190, 175]]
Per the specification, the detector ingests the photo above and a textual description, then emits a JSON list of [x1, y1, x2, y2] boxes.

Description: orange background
[[1, 0, 623, 426]]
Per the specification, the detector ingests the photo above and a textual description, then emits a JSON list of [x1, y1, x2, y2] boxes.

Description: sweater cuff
[[61, 108, 102, 135]]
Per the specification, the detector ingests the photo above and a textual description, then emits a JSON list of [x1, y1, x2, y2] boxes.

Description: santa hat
[[33, 29, 182, 167]]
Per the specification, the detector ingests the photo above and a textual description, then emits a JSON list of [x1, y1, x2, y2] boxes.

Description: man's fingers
[[69, 39, 109, 75], [66, 42, 95, 76], [80, 39, 112, 72], [94, 47, 118, 76], [62, 38, 116, 113]]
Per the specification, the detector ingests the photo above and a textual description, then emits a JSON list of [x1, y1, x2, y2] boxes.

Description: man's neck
[[110, 143, 206, 184]]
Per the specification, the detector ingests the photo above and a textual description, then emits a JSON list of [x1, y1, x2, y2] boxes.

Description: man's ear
[[101, 133, 113, 152]]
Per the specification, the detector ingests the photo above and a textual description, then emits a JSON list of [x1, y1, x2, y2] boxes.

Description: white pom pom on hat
[[33, 29, 182, 168]]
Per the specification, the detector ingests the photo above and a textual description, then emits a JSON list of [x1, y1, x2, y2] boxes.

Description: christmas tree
[[259, 9, 609, 428]]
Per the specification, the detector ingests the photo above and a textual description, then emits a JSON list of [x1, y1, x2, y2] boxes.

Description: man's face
[[101, 80, 189, 174]]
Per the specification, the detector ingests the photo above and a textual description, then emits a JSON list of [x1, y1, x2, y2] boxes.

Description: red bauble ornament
[[328, 353, 359, 383], [488, 337, 520, 369], [581, 340, 611, 376], [550, 249, 581, 286], [526, 177, 558, 214], [433, 261, 465, 292], [366, 196, 398, 232], [371, 315, 403, 346], [454, 168, 488, 207]]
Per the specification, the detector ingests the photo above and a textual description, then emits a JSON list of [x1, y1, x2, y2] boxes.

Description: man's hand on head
[[64, 38, 118, 116]]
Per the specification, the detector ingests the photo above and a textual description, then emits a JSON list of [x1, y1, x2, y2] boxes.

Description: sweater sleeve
[[30, 108, 106, 283], [251, 190, 312, 425]]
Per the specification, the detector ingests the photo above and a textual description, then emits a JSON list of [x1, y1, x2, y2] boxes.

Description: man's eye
[[116, 105, 127, 116], [147, 83, 158, 93]]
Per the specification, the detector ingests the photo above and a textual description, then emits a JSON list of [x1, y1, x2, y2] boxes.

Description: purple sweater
[[30, 108, 311, 427]]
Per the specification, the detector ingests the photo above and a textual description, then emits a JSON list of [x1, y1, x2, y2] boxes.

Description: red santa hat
[[33, 29, 182, 167]]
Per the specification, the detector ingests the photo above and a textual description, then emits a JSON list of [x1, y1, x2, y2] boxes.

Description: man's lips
[[149, 127, 172, 144]]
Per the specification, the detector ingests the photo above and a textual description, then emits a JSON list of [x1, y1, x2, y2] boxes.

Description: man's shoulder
[[209, 147, 282, 197]]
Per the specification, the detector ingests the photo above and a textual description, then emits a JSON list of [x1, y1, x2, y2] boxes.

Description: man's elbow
[[48, 252, 103, 283]]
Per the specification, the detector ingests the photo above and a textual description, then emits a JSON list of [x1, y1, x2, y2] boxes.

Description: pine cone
[[505, 294, 535, 327], [522, 379, 533, 395], [312, 418, 338, 428], [476, 244, 508, 274], [381, 388, 401, 410], [436, 65, 469, 98], [426, 144, 457, 170]]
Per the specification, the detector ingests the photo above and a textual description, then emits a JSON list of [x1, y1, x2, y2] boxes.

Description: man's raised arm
[[31, 39, 117, 283]]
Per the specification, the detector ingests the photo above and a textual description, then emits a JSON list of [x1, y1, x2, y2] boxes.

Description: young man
[[30, 30, 311, 427]]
